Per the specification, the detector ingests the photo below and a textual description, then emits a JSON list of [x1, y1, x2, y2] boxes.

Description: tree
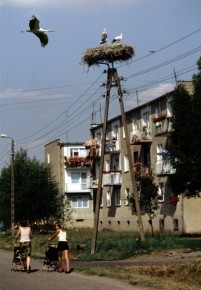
[[0, 149, 70, 228], [169, 57, 201, 197], [128, 163, 159, 236]]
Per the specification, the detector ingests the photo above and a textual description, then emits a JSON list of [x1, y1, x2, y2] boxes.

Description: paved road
[[0, 249, 149, 290]]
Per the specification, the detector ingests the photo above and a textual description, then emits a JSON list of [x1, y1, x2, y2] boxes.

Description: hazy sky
[[0, 0, 200, 169]]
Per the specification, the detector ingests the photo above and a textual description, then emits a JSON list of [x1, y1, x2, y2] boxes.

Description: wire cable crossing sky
[[0, 0, 200, 169]]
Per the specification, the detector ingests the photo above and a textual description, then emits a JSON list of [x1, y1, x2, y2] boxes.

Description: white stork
[[21, 15, 55, 47], [100, 28, 107, 45], [112, 33, 123, 44]]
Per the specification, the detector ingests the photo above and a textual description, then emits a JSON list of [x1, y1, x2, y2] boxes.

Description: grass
[[1, 229, 201, 289]]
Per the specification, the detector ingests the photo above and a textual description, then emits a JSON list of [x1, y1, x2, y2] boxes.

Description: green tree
[[128, 163, 159, 235], [169, 57, 201, 196], [0, 149, 69, 228]]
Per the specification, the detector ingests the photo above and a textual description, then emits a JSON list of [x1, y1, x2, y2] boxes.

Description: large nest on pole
[[81, 44, 134, 67]]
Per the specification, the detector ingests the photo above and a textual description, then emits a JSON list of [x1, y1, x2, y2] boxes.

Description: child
[[48, 222, 70, 273]]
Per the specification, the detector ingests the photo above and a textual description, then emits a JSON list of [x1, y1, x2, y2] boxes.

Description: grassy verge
[[1, 229, 201, 289], [76, 261, 201, 290]]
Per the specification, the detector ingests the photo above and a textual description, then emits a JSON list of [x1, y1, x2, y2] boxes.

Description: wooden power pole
[[91, 67, 144, 254]]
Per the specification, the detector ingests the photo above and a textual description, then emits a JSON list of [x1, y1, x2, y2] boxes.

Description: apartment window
[[114, 188, 121, 206], [124, 155, 129, 172], [106, 191, 111, 207], [156, 144, 163, 161], [132, 117, 138, 131], [166, 98, 172, 116], [70, 148, 86, 157], [100, 193, 103, 208], [111, 154, 120, 170], [71, 196, 88, 208], [142, 111, 149, 127], [47, 153, 50, 164], [70, 148, 79, 156], [81, 172, 87, 190], [71, 172, 80, 183], [105, 160, 110, 171], [71, 172, 87, 189], [158, 182, 165, 203], [134, 151, 138, 163], [125, 188, 130, 205]]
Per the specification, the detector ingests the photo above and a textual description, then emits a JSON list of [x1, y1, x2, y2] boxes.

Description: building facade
[[87, 82, 201, 234], [44, 82, 201, 234], [44, 141, 94, 228]]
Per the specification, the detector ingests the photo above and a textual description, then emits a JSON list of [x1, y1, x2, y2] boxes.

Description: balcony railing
[[130, 128, 152, 144], [102, 172, 122, 186], [155, 159, 175, 175]]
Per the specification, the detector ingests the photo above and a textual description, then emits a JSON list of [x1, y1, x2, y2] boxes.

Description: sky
[[0, 0, 200, 169]]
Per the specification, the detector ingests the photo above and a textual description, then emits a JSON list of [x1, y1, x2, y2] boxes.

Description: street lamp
[[0, 134, 15, 239]]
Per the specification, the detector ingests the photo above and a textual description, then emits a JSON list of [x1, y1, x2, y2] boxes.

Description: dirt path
[[71, 249, 201, 268]]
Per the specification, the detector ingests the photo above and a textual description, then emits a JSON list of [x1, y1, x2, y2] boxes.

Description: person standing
[[48, 222, 70, 273], [15, 220, 33, 273]]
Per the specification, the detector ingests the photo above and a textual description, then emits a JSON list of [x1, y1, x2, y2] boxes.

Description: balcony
[[152, 112, 167, 123], [155, 159, 175, 175], [64, 156, 92, 168], [105, 138, 120, 153], [84, 138, 101, 158], [102, 171, 122, 186], [130, 128, 152, 144], [65, 177, 91, 192]]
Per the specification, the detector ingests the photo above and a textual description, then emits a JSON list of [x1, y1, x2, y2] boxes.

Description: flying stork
[[112, 33, 123, 44], [100, 28, 107, 45], [21, 15, 55, 47]]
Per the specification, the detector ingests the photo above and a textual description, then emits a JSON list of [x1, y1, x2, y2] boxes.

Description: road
[[0, 249, 149, 290]]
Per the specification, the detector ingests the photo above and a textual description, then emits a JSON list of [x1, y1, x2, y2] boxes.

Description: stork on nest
[[81, 44, 134, 67]]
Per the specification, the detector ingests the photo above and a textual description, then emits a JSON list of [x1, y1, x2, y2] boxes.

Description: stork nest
[[81, 44, 134, 67]]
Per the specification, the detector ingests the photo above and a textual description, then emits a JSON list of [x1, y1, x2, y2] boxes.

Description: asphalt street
[[0, 249, 149, 290]]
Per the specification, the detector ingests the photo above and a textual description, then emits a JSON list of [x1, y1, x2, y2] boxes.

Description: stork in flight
[[112, 33, 123, 44], [21, 15, 55, 47], [100, 28, 107, 45]]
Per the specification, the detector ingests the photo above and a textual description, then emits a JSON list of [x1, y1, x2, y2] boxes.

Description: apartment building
[[44, 82, 201, 234], [44, 140, 94, 228], [87, 82, 201, 234]]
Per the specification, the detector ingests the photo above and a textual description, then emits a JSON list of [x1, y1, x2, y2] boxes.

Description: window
[[125, 188, 130, 205], [158, 182, 165, 203], [124, 155, 129, 172], [81, 172, 87, 190], [105, 160, 110, 171], [156, 144, 163, 161], [106, 191, 111, 207], [70, 148, 86, 157], [114, 188, 121, 206], [142, 111, 149, 127], [71, 172, 80, 183], [47, 153, 50, 164], [111, 154, 120, 170], [132, 117, 138, 131], [166, 98, 172, 117], [70, 148, 79, 156], [71, 172, 87, 189], [100, 193, 103, 208], [71, 196, 89, 208]]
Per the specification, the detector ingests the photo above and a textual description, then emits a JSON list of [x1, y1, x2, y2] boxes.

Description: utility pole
[[11, 138, 15, 240], [91, 67, 144, 254], [91, 68, 112, 254], [113, 68, 144, 241]]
